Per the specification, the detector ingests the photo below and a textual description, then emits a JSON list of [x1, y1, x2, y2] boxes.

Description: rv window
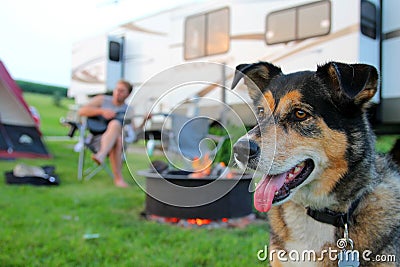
[[184, 7, 230, 60], [109, 41, 121, 62], [185, 14, 206, 59], [297, 1, 330, 40], [361, 1, 377, 39], [207, 8, 230, 55], [266, 0, 331, 45], [266, 9, 296, 44]]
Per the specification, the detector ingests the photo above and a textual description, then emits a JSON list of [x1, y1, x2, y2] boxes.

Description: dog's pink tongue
[[254, 173, 287, 212]]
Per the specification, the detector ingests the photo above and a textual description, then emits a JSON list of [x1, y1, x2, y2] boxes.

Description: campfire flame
[[189, 156, 236, 179], [187, 218, 212, 226], [189, 153, 212, 178]]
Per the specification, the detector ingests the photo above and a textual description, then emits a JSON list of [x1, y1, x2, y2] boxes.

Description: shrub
[[16, 80, 67, 97], [209, 123, 249, 165]]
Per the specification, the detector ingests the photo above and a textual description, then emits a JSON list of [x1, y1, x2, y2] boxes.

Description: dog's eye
[[293, 109, 308, 121], [257, 106, 265, 117]]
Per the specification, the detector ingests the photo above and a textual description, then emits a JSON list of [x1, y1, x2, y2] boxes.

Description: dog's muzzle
[[233, 138, 260, 167]]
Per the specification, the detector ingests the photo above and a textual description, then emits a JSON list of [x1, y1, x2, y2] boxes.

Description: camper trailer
[[68, 0, 400, 132]]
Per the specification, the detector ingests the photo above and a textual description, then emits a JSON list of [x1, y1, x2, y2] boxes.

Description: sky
[[0, 0, 202, 87]]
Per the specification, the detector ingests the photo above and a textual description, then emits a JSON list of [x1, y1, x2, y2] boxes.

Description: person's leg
[[109, 135, 129, 187], [92, 120, 122, 165]]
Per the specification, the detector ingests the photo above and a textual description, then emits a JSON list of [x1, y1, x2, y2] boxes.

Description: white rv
[[69, 0, 400, 132]]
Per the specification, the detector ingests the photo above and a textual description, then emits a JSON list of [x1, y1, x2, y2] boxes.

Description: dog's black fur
[[232, 61, 400, 266]]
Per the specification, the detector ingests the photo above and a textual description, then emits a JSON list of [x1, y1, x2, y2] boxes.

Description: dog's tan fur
[[232, 61, 400, 266]]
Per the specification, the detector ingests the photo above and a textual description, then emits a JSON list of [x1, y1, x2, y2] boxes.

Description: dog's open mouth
[[254, 159, 314, 212]]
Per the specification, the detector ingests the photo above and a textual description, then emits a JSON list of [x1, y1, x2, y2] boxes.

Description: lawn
[[24, 92, 75, 136], [0, 93, 270, 266], [0, 93, 398, 266]]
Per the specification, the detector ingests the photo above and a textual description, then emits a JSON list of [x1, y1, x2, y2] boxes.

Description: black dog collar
[[306, 198, 362, 228]]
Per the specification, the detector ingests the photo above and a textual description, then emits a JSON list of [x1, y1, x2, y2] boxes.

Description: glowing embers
[[145, 214, 256, 229]]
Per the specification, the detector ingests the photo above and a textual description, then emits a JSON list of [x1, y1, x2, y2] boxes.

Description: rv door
[[106, 36, 124, 91]]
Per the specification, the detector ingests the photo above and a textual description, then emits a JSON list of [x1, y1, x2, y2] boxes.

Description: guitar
[[86, 111, 125, 135]]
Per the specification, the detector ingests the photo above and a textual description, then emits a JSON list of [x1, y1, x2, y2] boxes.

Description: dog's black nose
[[233, 139, 260, 164]]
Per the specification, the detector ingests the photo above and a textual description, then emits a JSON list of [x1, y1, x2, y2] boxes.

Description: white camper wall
[[69, 34, 108, 104], [113, 0, 368, 123], [69, 0, 400, 126], [115, 13, 172, 86]]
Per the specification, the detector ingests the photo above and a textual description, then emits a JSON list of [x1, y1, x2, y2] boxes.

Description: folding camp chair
[[75, 117, 136, 181], [62, 110, 134, 181], [161, 113, 227, 171], [75, 118, 113, 181]]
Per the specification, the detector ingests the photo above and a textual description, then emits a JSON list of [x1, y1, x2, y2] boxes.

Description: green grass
[[0, 140, 270, 266], [375, 134, 399, 154], [24, 92, 75, 136], [0, 94, 270, 266], [0, 93, 398, 266]]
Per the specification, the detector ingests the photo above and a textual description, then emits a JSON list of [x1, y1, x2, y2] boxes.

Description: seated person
[[78, 80, 147, 187]]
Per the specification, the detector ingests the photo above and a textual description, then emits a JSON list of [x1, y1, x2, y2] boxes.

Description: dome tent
[[0, 60, 50, 159]]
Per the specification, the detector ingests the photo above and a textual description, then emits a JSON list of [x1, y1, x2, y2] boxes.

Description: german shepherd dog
[[231, 61, 400, 266]]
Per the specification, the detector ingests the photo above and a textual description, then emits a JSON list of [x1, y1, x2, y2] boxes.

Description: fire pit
[[138, 169, 254, 226]]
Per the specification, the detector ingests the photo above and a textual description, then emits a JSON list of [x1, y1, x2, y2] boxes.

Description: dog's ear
[[231, 62, 282, 99], [317, 62, 378, 106]]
